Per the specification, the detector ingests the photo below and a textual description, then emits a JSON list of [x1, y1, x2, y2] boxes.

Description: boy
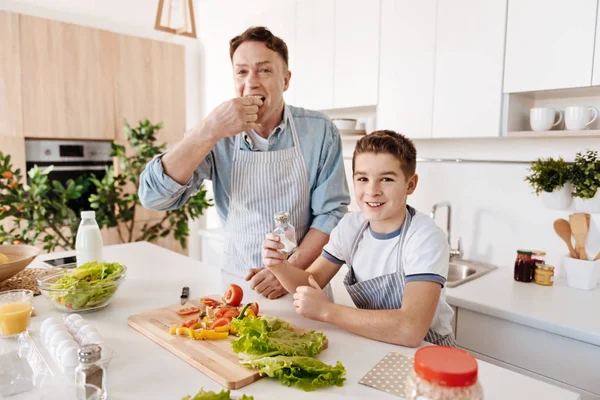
[[261, 130, 454, 347]]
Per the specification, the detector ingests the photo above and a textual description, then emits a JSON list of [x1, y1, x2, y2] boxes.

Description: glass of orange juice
[[0, 289, 34, 337]]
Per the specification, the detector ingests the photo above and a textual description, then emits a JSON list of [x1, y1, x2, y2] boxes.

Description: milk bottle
[[76, 211, 103, 266]]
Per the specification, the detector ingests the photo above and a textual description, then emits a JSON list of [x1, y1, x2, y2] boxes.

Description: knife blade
[[180, 286, 189, 305]]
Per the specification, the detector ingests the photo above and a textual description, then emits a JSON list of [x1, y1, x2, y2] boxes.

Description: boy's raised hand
[[293, 275, 331, 322], [262, 233, 288, 269]]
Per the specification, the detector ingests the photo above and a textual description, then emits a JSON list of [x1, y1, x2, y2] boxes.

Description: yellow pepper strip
[[202, 330, 229, 340], [214, 325, 230, 333], [229, 325, 238, 335], [192, 329, 205, 340], [245, 309, 256, 318], [189, 322, 202, 330], [169, 326, 178, 334]]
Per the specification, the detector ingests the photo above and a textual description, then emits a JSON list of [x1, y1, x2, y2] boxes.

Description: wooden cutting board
[[128, 298, 327, 389]]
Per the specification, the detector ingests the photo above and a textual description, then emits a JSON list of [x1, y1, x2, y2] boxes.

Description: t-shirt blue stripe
[[405, 273, 446, 288], [322, 249, 345, 265]]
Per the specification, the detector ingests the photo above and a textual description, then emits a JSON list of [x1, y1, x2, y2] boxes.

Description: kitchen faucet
[[429, 201, 462, 260]]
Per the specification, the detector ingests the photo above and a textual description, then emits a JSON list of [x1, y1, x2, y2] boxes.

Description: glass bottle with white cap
[[76, 211, 103, 267], [273, 211, 297, 255]]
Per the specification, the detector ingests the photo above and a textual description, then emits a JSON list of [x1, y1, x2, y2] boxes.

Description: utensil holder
[[563, 256, 600, 291]]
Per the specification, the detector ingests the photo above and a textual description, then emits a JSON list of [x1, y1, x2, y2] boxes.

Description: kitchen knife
[[180, 286, 189, 305]]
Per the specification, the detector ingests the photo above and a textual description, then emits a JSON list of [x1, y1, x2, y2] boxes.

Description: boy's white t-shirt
[[322, 209, 454, 337]]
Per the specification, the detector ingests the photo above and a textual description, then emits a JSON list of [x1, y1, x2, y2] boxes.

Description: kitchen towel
[[359, 352, 414, 397]]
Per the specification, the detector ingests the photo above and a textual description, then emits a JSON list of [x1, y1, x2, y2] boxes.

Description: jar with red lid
[[405, 346, 483, 400]]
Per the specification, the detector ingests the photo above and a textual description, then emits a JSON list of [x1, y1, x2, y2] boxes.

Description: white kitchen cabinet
[[504, 0, 597, 93], [294, 0, 335, 110], [592, 4, 600, 86], [333, 0, 380, 109], [456, 308, 600, 397], [431, 0, 507, 138], [377, 0, 436, 138], [198, 0, 296, 113]]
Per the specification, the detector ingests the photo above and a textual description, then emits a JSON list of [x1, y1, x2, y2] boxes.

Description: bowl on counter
[[0, 244, 41, 283], [332, 118, 357, 130], [36, 265, 126, 313]]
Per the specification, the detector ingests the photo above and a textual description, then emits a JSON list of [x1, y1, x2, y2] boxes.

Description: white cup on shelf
[[529, 108, 562, 131], [564, 106, 598, 130]]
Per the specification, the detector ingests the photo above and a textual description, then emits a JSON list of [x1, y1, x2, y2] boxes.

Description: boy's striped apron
[[343, 206, 455, 346]]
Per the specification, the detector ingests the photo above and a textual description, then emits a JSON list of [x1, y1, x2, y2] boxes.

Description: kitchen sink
[[446, 259, 498, 288]]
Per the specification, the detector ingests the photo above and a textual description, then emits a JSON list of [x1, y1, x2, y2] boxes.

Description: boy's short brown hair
[[352, 130, 417, 179], [230, 26, 289, 67]]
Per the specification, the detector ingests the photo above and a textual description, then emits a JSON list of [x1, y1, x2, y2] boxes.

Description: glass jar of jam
[[531, 250, 546, 266], [534, 264, 554, 286], [514, 250, 535, 282]]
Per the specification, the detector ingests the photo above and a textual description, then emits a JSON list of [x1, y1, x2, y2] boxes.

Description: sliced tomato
[[181, 317, 199, 328], [221, 309, 240, 319], [200, 297, 222, 308], [248, 302, 259, 316], [176, 306, 200, 316], [222, 284, 243, 306], [209, 317, 232, 330]]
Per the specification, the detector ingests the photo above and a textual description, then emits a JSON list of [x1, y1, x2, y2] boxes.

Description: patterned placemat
[[0, 268, 44, 296], [359, 352, 414, 397]]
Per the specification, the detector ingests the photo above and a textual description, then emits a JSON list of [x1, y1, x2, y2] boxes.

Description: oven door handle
[[46, 166, 109, 172]]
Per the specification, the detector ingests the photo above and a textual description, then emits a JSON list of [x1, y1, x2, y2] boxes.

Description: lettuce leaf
[[231, 316, 326, 358], [241, 356, 346, 392], [180, 388, 253, 400]]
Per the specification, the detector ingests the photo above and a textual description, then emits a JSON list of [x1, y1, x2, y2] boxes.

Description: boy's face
[[353, 152, 418, 232]]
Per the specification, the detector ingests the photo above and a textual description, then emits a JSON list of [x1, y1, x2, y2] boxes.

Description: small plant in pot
[[570, 149, 600, 213], [525, 157, 572, 210]]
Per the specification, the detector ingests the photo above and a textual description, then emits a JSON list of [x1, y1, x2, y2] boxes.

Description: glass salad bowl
[[36, 262, 126, 313]]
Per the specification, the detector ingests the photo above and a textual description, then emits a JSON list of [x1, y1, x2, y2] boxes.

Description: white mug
[[529, 108, 562, 131], [565, 106, 598, 130]]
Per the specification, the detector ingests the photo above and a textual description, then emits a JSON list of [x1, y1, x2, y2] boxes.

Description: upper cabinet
[[432, 0, 507, 138], [333, 0, 380, 109], [504, 0, 597, 93], [20, 15, 117, 140], [0, 11, 23, 137], [377, 0, 436, 138], [115, 35, 185, 148], [294, 0, 335, 110]]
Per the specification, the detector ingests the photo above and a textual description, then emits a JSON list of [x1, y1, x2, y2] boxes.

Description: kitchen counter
[[10, 242, 580, 400], [446, 267, 600, 346]]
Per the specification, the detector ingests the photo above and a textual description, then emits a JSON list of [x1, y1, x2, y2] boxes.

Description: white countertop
[[8, 242, 580, 400], [446, 268, 600, 347]]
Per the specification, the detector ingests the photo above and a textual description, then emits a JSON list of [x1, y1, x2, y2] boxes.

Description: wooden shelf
[[507, 129, 600, 138]]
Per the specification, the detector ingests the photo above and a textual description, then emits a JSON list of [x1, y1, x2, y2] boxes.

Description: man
[[139, 26, 350, 299]]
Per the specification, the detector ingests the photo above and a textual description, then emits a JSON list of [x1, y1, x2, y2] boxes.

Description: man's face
[[353, 152, 418, 231], [232, 41, 291, 125]]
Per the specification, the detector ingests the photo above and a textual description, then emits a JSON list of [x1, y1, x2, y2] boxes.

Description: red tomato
[[200, 298, 222, 308], [248, 302, 259, 316], [176, 306, 200, 316], [181, 317, 199, 328], [208, 317, 231, 330], [222, 284, 243, 306], [222, 309, 240, 319]]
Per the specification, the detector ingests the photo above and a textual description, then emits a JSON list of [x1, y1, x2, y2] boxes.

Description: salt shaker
[[75, 344, 107, 400], [273, 211, 297, 255]]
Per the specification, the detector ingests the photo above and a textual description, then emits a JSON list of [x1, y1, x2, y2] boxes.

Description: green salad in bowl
[[37, 261, 126, 312]]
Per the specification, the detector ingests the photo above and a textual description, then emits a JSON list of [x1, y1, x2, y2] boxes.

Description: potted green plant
[[570, 149, 600, 213], [524, 157, 572, 210]]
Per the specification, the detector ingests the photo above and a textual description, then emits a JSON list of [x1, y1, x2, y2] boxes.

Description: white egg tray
[[0, 314, 116, 397]]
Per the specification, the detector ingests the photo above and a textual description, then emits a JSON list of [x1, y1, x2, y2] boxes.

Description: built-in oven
[[25, 139, 113, 216]]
